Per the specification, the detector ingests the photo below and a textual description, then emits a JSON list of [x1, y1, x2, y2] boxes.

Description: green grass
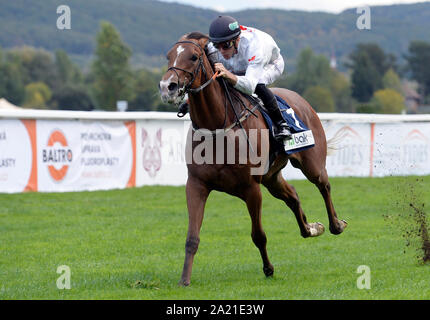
[[1, 176, 429, 300]]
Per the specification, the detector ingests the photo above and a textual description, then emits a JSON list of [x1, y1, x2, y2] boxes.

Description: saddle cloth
[[259, 95, 315, 155]]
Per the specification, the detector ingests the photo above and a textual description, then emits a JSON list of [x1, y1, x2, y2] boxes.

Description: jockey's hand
[[214, 63, 237, 85]]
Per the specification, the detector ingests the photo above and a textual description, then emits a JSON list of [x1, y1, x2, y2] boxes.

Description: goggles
[[214, 39, 235, 50]]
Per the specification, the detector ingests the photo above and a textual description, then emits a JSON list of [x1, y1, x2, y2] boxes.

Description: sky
[[159, 0, 429, 13]]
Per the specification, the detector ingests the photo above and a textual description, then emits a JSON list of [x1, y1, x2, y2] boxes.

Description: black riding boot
[[255, 84, 292, 141], [177, 101, 189, 118], [266, 97, 293, 141]]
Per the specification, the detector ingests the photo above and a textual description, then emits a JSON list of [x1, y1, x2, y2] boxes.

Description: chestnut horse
[[159, 32, 347, 286]]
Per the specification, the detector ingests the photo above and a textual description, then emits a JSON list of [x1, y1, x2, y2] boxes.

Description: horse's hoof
[[178, 279, 190, 287], [309, 222, 325, 237], [330, 219, 348, 235], [263, 265, 274, 277]]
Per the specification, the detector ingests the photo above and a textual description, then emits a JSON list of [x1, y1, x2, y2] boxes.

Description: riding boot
[[254, 83, 292, 141], [265, 96, 292, 141], [177, 101, 189, 118]]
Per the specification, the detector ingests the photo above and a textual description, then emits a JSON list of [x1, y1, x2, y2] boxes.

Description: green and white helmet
[[209, 15, 241, 43]]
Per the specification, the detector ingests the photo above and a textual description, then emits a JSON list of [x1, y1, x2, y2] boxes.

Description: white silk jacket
[[207, 25, 285, 96]]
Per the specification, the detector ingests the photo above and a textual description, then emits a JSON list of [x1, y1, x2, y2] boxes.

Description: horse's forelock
[[185, 32, 209, 41], [183, 32, 209, 49]]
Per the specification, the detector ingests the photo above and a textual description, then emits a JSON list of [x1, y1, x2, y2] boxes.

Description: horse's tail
[[326, 134, 343, 156]]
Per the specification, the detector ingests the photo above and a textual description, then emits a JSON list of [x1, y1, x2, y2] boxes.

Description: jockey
[[178, 15, 292, 140]]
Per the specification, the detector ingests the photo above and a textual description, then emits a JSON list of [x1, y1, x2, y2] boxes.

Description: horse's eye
[[191, 54, 198, 62]]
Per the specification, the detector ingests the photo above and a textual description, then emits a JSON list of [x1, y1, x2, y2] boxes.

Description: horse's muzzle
[[159, 79, 183, 104]]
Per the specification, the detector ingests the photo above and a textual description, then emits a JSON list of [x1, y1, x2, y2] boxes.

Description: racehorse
[[159, 32, 347, 286]]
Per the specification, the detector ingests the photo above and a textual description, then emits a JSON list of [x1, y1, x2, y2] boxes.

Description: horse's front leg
[[179, 176, 210, 286], [244, 183, 274, 277]]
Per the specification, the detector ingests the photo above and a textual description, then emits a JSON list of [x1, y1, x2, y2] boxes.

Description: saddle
[[241, 93, 315, 149], [237, 91, 315, 168]]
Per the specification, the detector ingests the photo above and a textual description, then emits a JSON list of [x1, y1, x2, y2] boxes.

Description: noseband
[[167, 40, 218, 96]]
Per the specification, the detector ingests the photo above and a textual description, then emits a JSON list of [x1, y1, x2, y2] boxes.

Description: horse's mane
[[185, 32, 209, 41]]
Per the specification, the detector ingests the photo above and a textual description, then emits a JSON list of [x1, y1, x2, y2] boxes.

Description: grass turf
[[0, 175, 429, 299]]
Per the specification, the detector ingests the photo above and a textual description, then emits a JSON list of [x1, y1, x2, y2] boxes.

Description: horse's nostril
[[168, 82, 178, 92]]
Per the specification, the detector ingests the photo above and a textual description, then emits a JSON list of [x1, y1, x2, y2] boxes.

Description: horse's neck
[[188, 75, 229, 131]]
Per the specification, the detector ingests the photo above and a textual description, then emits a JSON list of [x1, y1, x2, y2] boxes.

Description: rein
[[189, 71, 219, 94]]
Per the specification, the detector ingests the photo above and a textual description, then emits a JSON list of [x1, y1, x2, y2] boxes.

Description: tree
[[1, 47, 58, 105], [284, 48, 355, 112], [406, 41, 430, 102], [356, 102, 380, 114], [348, 43, 397, 102], [349, 50, 381, 102], [49, 50, 88, 110], [55, 50, 82, 86], [5, 47, 59, 89], [303, 86, 335, 112], [0, 62, 25, 105], [22, 82, 52, 109], [382, 68, 403, 94], [273, 47, 354, 113], [330, 72, 354, 113], [52, 85, 94, 111], [91, 21, 135, 110], [371, 89, 405, 114], [287, 48, 333, 95]]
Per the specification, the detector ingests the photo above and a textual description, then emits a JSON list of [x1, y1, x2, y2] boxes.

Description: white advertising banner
[[136, 120, 189, 186], [281, 160, 307, 181], [36, 120, 135, 192], [373, 122, 430, 177], [1, 111, 430, 193], [0, 119, 36, 193], [282, 121, 372, 181], [323, 121, 372, 178]]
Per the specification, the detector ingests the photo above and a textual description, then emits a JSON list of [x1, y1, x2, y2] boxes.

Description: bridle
[[167, 39, 258, 147], [167, 40, 219, 97]]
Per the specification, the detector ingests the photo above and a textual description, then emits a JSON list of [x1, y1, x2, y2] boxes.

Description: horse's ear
[[198, 37, 209, 51]]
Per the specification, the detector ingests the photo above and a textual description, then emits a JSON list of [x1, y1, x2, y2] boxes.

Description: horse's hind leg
[[244, 184, 274, 277], [263, 171, 325, 238], [295, 154, 347, 235], [179, 176, 210, 286], [314, 168, 347, 235]]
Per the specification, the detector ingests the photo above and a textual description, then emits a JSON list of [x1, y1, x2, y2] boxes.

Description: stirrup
[[177, 111, 187, 118], [275, 123, 292, 141], [177, 102, 189, 118]]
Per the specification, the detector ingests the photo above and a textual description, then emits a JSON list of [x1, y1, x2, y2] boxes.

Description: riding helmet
[[209, 15, 241, 43]]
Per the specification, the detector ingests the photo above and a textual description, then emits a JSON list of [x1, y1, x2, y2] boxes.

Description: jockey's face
[[216, 37, 239, 60]]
